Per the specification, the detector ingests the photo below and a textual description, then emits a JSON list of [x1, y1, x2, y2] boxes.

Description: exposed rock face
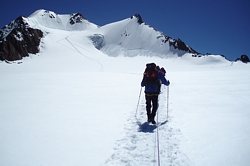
[[169, 38, 198, 54], [133, 13, 143, 24], [69, 13, 87, 25], [89, 34, 105, 50], [159, 35, 197, 54], [235, 54, 249, 63], [0, 16, 43, 61]]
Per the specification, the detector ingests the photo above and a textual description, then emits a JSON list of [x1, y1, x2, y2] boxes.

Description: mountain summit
[[1, 9, 201, 61], [26, 9, 98, 31], [96, 13, 198, 58]]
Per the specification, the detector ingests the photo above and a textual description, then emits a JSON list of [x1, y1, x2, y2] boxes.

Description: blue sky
[[1, 0, 249, 60]]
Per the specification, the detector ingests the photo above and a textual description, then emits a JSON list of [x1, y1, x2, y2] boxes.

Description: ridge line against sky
[[0, 0, 249, 61]]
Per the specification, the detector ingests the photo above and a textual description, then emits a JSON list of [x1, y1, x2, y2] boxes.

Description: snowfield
[[1, 9, 250, 166]]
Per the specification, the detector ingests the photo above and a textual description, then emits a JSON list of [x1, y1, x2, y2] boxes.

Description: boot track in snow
[[104, 87, 194, 166]]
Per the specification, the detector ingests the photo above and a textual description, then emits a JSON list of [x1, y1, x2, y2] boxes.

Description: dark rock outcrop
[[0, 16, 43, 61], [235, 54, 249, 63], [132, 13, 143, 24], [89, 34, 105, 50], [69, 13, 87, 25], [169, 38, 198, 54]]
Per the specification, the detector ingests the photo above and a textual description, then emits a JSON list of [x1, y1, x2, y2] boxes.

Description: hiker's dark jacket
[[141, 70, 169, 94]]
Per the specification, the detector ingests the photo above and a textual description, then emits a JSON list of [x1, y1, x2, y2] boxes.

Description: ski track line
[[104, 87, 194, 166], [57, 34, 104, 71]]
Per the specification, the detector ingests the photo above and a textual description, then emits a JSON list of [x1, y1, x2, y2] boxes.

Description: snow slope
[[26, 9, 98, 31], [1, 10, 250, 166]]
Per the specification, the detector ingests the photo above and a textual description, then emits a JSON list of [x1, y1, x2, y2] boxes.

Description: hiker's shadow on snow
[[137, 122, 157, 133], [137, 120, 168, 133]]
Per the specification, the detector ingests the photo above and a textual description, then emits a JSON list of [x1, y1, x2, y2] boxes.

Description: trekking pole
[[135, 87, 142, 117], [166, 86, 169, 120]]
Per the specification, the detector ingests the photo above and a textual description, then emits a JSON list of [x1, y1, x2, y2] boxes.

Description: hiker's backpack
[[144, 63, 158, 86]]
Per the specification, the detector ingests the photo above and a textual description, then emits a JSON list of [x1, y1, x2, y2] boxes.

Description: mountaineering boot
[[151, 112, 156, 124], [151, 119, 156, 124]]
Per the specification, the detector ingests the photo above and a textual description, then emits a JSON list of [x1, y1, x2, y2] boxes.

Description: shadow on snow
[[137, 120, 168, 133], [137, 122, 157, 133]]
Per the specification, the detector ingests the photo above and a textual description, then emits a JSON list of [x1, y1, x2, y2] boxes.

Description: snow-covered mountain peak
[[96, 14, 199, 58], [25, 9, 98, 31], [28, 9, 57, 19]]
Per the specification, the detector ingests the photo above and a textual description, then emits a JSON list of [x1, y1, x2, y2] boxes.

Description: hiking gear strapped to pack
[[144, 63, 158, 86]]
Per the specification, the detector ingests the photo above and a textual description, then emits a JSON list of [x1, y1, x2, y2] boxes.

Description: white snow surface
[[26, 9, 98, 31], [1, 10, 250, 166]]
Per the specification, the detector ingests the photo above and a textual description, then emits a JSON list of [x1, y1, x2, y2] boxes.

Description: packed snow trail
[[104, 86, 193, 166]]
